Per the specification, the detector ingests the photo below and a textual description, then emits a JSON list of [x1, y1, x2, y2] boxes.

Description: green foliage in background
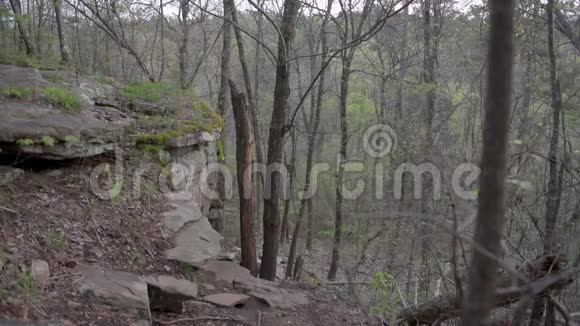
[[0, 53, 39, 68]]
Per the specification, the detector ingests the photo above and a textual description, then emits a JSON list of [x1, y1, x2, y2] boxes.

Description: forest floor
[[0, 156, 373, 326]]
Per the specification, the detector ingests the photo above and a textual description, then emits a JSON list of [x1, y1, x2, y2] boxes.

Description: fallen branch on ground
[[0, 205, 17, 214], [396, 256, 576, 325]]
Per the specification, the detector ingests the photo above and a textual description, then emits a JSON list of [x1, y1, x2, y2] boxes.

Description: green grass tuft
[[2, 85, 33, 99], [17, 267, 40, 299], [121, 82, 172, 103], [47, 230, 65, 251], [43, 87, 82, 112]]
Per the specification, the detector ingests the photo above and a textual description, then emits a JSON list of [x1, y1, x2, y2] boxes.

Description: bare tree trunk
[[230, 80, 258, 276], [287, 0, 333, 274], [53, 0, 69, 64], [529, 297, 546, 326], [395, 6, 409, 120], [308, 131, 325, 250], [458, 0, 515, 325], [252, 0, 263, 113], [327, 55, 352, 281], [9, 0, 34, 56], [212, 0, 232, 234], [516, 1, 538, 172], [34, 0, 45, 57], [157, 0, 166, 80], [529, 1, 564, 323], [259, 0, 300, 281], [280, 133, 295, 245], [0, 2, 5, 31], [253, 0, 265, 222], [178, 0, 190, 89], [306, 199, 313, 250], [418, 0, 439, 298], [280, 193, 291, 244], [226, 3, 251, 112], [327, 0, 373, 282], [543, 0, 563, 259], [544, 300, 556, 326], [229, 0, 265, 223]]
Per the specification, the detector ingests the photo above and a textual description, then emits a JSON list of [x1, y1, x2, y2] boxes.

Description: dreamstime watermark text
[[89, 124, 481, 202]]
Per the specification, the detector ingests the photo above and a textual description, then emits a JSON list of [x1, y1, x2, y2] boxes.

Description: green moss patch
[[130, 83, 224, 149], [136, 116, 222, 149]]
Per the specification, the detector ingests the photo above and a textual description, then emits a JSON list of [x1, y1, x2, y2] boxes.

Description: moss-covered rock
[[127, 82, 223, 151]]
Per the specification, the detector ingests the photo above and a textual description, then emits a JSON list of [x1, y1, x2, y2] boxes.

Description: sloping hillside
[[0, 64, 370, 326]]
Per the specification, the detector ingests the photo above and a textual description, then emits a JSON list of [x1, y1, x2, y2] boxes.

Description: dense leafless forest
[[1, 0, 580, 325]]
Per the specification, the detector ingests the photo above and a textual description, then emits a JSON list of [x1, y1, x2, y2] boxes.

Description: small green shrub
[[369, 272, 398, 317], [43, 87, 82, 112], [2, 86, 33, 99]]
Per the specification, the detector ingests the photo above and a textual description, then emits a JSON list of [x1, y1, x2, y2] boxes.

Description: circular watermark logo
[[363, 124, 398, 158]]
